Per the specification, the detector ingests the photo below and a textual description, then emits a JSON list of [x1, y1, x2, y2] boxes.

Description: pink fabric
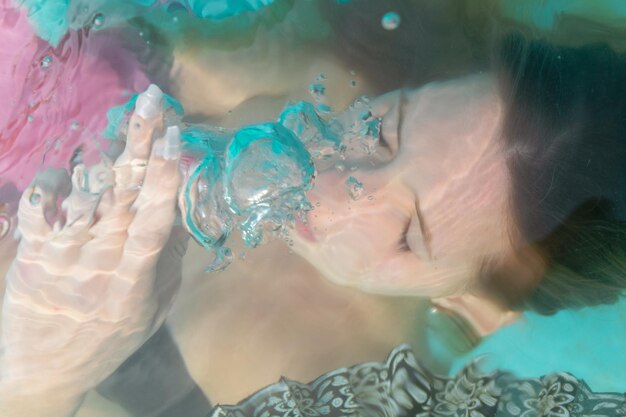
[[0, 1, 149, 190]]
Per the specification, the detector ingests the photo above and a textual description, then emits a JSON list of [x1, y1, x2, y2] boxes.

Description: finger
[[61, 165, 100, 231], [114, 84, 164, 169], [120, 126, 182, 277], [112, 84, 164, 197], [96, 85, 165, 232], [16, 169, 70, 252], [40, 165, 99, 266], [15, 185, 52, 252]]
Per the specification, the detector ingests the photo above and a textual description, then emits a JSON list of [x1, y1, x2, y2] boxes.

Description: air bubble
[[381, 11, 401, 30], [40, 55, 53, 68], [309, 83, 326, 102], [92, 13, 105, 28], [345, 176, 364, 200], [29, 192, 41, 205]]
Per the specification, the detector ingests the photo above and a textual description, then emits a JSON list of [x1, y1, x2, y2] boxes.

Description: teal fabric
[[451, 297, 626, 393]]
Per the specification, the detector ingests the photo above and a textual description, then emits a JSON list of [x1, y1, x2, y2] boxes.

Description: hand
[[0, 85, 184, 416]]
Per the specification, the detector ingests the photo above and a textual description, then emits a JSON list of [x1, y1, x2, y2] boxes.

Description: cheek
[[305, 198, 408, 262], [292, 183, 413, 286], [290, 179, 482, 297], [421, 167, 511, 262], [360, 252, 474, 297], [303, 170, 402, 241]]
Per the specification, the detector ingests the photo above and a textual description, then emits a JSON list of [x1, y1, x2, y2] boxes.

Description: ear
[[476, 245, 547, 311]]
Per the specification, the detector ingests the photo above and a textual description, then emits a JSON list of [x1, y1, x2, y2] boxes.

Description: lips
[[295, 216, 316, 242]]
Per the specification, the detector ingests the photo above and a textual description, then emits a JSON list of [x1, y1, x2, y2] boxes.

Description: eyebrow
[[414, 198, 433, 260]]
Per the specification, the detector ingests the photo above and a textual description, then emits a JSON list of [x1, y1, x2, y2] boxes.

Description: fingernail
[[135, 84, 163, 119], [71, 164, 87, 193], [163, 126, 181, 160]]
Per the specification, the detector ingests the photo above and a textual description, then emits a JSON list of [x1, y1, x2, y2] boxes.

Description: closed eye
[[397, 220, 411, 252], [377, 89, 406, 159]]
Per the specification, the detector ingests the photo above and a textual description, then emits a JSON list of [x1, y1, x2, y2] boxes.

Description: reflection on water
[[1, 0, 626, 416]]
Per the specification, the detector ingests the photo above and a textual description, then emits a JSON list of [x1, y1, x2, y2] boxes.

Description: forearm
[[0, 302, 96, 416], [0, 312, 87, 417], [0, 376, 84, 417]]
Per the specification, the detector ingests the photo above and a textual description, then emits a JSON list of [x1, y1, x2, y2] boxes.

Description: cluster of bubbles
[[105, 76, 382, 271], [178, 121, 315, 271]]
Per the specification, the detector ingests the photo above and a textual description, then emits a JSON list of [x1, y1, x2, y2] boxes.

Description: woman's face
[[290, 74, 516, 298]]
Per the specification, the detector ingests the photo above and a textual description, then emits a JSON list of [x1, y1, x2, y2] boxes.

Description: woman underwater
[[1, 0, 626, 416]]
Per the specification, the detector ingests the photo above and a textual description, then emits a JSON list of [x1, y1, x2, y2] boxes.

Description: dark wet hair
[[322, 1, 626, 313], [493, 34, 626, 313], [318, 0, 492, 92]]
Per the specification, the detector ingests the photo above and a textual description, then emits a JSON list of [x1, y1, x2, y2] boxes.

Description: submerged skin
[[1, 77, 506, 412], [0, 3, 531, 405], [4, 2, 626, 412], [291, 74, 514, 299], [0, 88, 184, 416], [0, 20, 425, 411]]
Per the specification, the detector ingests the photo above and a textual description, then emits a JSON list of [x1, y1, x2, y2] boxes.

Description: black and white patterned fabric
[[210, 345, 626, 417]]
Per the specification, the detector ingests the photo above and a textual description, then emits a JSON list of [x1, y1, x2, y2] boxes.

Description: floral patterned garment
[[211, 345, 626, 417]]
